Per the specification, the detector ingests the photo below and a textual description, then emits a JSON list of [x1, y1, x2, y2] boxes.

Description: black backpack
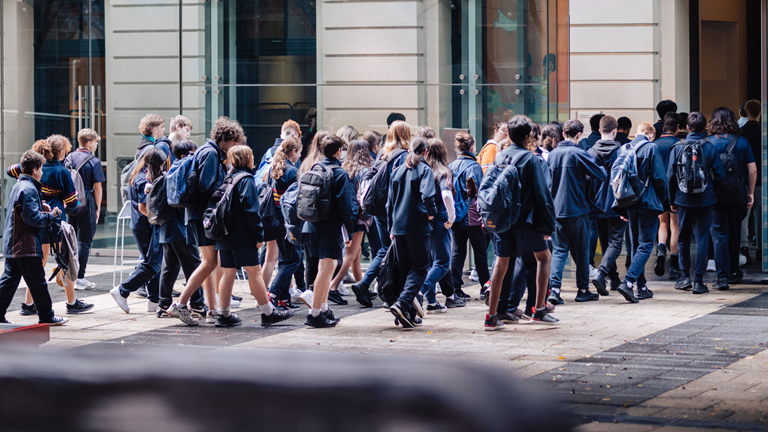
[[147, 174, 171, 226], [258, 175, 285, 241], [717, 135, 746, 204], [377, 244, 401, 305], [359, 149, 406, 217], [280, 182, 309, 246], [202, 172, 250, 240], [611, 140, 649, 208], [477, 152, 524, 234], [296, 163, 342, 223], [675, 139, 711, 194]]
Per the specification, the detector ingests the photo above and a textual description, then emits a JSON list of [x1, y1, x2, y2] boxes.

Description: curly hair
[[342, 139, 372, 180], [270, 137, 302, 181], [31, 139, 54, 161], [139, 114, 164, 136], [708, 107, 739, 136], [46, 135, 72, 161], [20, 150, 45, 174], [210, 117, 245, 145], [455, 132, 475, 153]]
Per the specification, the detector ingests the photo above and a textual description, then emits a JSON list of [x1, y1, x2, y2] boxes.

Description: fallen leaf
[[427, 331, 433, 335], [558, 356, 566, 360]]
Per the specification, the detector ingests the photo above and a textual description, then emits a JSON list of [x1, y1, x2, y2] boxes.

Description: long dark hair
[[342, 139, 372, 180], [406, 137, 429, 168], [130, 147, 165, 185], [426, 139, 454, 193], [708, 107, 739, 136]]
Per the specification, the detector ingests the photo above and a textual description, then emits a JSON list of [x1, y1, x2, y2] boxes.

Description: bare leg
[[670, 212, 680, 254], [487, 256, 510, 315], [313, 258, 336, 309], [261, 241, 279, 288], [243, 265, 270, 306], [218, 268, 236, 309], [329, 231, 364, 291], [658, 212, 670, 245], [178, 245, 217, 306], [533, 249, 552, 309]]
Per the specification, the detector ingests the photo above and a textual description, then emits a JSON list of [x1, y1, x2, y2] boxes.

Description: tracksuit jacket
[[547, 140, 607, 219], [387, 158, 437, 237], [3, 175, 57, 258]]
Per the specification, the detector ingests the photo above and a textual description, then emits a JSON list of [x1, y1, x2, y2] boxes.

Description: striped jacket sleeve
[[7, 164, 20, 179]]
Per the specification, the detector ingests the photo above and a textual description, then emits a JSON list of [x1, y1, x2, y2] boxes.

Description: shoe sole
[[66, 305, 95, 315], [299, 293, 314, 308], [351, 285, 373, 308], [483, 324, 505, 331], [574, 294, 600, 303], [530, 318, 560, 326], [215, 320, 243, 327], [390, 307, 414, 329], [262, 311, 296, 327], [692, 290, 709, 295], [591, 278, 609, 296], [715, 286, 730, 291], [171, 311, 199, 326], [44, 319, 69, 326], [413, 299, 425, 318], [427, 309, 447, 315], [19, 310, 37, 316], [617, 287, 639, 303], [654, 255, 666, 276], [675, 284, 693, 291], [110, 290, 130, 313]]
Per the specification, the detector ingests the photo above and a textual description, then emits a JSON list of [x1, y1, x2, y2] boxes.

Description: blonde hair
[[381, 120, 411, 160], [46, 135, 72, 160], [77, 128, 99, 147], [336, 125, 359, 147], [270, 137, 302, 181], [170, 115, 192, 132], [637, 123, 655, 137], [228, 145, 254, 170], [139, 114, 164, 136]]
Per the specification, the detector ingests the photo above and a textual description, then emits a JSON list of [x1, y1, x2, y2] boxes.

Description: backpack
[[202, 172, 250, 240], [610, 140, 649, 208], [477, 152, 525, 233], [120, 144, 154, 205], [166, 153, 199, 208], [359, 149, 406, 217], [377, 244, 401, 305], [717, 135, 746, 204], [675, 139, 711, 195], [258, 174, 285, 241], [296, 162, 342, 223], [254, 147, 276, 185], [452, 160, 475, 222], [64, 153, 97, 215], [147, 174, 171, 226], [280, 182, 309, 246]]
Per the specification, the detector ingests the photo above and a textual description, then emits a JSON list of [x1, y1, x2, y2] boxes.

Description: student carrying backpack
[[477, 155, 523, 233], [165, 152, 198, 208], [674, 138, 712, 194], [64, 153, 97, 216], [359, 148, 406, 216], [203, 172, 252, 240], [611, 138, 650, 208]]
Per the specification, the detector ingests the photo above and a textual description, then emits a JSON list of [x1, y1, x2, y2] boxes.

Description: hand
[[390, 234, 394, 240], [747, 194, 754, 209], [52, 208, 62, 218], [427, 215, 434, 221], [620, 216, 628, 222], [345, 240, 352, 248], [670, 205, 678, 212], [544, 235, 551, 241], [96, 208, 101, 222], [256, 242, 264, 249], [42, 202, 51, 213], [444, 221, 453, 229]]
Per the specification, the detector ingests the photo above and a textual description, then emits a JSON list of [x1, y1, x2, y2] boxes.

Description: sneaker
[[328, 290, 348, 305], [41, 316, 69, 326], [289, 287, 303, 303], [693, 281, 709, 294], [547, 290, 564, 305], [342, 271, 356, 284], [206, 310, 220, 324], [546, 303, 556, 313], [531, 308, 560, 325], [739, 254, 748, 267], [483, 314, 505, 331], [714, 278, 729, 291], [75, 278, 95, 290], [668, 266, 682, 280], [261, 308, 296, 326], [480, 282, 489, 299], [469, 268, 479, 282], [338, 284, 351, 296], [278, 300, 301, 310], [512, 307, 528, 321], [707, 259, 716, 272], [412, 314, 423, 327], [232, 294, 243, 302], [305, 312, 336, 328], [591, 272, 609, 296], [169, 303, 199, 326], [66, 299, 94, 315], [616, 282, 639, 303], [574, 290, 600, 302], [412, 297, 425, 318], [445, 296, 467, 308], [454, 288, 470, 299], [299, 290, 315, 308], [369, 291, 379, 300], [381, 301, 390, 309], [110, 287, 130, 313], [351, 281, 373, 308], [655, 244, 667, 276], [0, 316, 13, 324], [156, 305, 171, 318], [390, 301, 415, 329], [636, 286, 654, 300], [522, 308, 533, 320], [147, 300, 158, 312], [674, 276, 693, 291], [728, 269, 744, 285], [135, 287, 148, 298], [324, 309, 341, 324], [497, 311, 519, 324], [189, 304, 209, 319], [609, 277, 622, 292], [172, 289, 181, 297], [426, 303, 447, 314], [216, 313, 242, 327], [589, 265, 599, 281], [19, 303, 37, 316], [740, 246, 752, 264]]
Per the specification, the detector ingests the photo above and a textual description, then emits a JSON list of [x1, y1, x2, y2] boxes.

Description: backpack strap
[[75, 155, 97, 172], [726, 135, 739, 154]]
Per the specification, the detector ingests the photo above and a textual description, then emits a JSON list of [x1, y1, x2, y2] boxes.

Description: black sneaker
[[261, 308, 295, 326], [497, 311, 519, 324], [216, 313, 243, 327], [609, 277, 622, 291], [479, 283, 488, 300], [278, 300, 301, 310], [369, 291, 378, 300], [483, 314, 505, 331], [324, 309, 341, 324], [531, 308, 560, 325], [232, 294, 243, 302], [636, 286, 654, 300], [693, 281, 709, 294], [135, 287, 148, 298], [727, 269, 743, 285], [454, 288, 470, 299], [714, 278, 729, 291], [19, 303, 37, 316], [328, 290, 348, 305], [675, 276, 693, 291], [171, 289, 181, 297], [575, 290, 600, 302], [616, 282, 639, 303], [66, 299, 95, 314], [740, 246, 752, 264], [669, 266, 682, 280], [654, 244, 667, 276], [351, 281, 373, 307], [156, 305, 171, 318], [426, 302, 447, 314], [445, 296, 466, 308], [0, 316, 12, 324], [189, 304, 209, 319], [390, 301, 414, 329], [305, 313, 336, 328], [591, 272, 609, 296], [40, 316, 69, 326], [547, 290, 564, 305]]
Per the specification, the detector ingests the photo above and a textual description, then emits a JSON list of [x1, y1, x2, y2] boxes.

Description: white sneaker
[[589, 265, 599, 281], [739, 254, 748, 267], [147, 300, 158, 312], [469, 268, 479, 282], [338, 285, 351, 296], [75, 278, 95, 290], [206, 310, 220, 324], [110, 287, 130, 313], [215, 295, 241, 309], [289, 287, 303, 302], [299, 290, 314, 308], [707, 259, 716, 272]]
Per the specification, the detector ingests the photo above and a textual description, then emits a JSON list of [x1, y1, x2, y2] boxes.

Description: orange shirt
[[478, 141, 498, 174]]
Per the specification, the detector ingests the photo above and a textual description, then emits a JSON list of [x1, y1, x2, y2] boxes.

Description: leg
[[548, 219, 570, 293], [588, 215, 598, 267], [395, 236, 430, 310], [729, 205, 748, 275], [0, 259, 24, 319], [669, 211, 680, 254], [505, 256, 528, 314], [710, 205, 730, 281], [17, 258, 55, 323], [360, 216, 390, 286], [158, 243, 181, 308], [261, 240, 279, 288], [293, 248, 306, 289], [70, 197, 98, 280], [568, 215, 591, 292], [658, 212, 670, 246], [178, 245, 218, 306], [329, 231, 364, 291], [693, 207, 713, 281], [467, 226, 491, 285], [533, 248, 552, 309], [420, 222, 451, 304], [174, 241, 206, 308], [677, 207, 694, 278], [217, 267, 237, 309], [450, 225, 470, 289], [312, 258, 336, 310], [269, 236, 301, 301]]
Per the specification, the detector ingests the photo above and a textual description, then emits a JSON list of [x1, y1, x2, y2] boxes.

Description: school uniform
[[667, 132, 726, 282], [158, 204, 205, 310], [0, 175, 58, 323], [215, 168, 265, 269], [117, 169, 161, 303], [304, 157, 358, 261], [186, 139, 226, 248], [261, 138, 283, 166], [740, 120, 762, 254], [267, 163, 301, 301], [547, 140, 606, 295], [420, 174, 454, 304], [653, 134, 681, 169], [387, 158, 437, 317], [65, 149, 104, 279], [615, 132, 631, 145], [578, 131, 601, 151], [448, 152, 489, 290], [709, 134, 754, 281]]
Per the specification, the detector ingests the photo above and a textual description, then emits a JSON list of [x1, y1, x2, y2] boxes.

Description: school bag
[[202, 172, 251, 240], [64, 153, 97, 216], [120, 144, 154, 205], [166, 153, 199, 208], [359, 149, 407, 217], [258, 175, 285, 241], [377, 244, 401, 305], [610, 140, 649, 208], [146, 174, 171, 226], [296, 162, 342, 223], [477, 153, 524, 233], [280, 182, 309, 246], [254, 147, 276, 185], [716, 135, 746, 204], [675, 138, 711, 195], [452, 160, 475, 222]]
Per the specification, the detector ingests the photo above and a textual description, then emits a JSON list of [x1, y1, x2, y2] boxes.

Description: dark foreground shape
[[0, 346, 573, 432]]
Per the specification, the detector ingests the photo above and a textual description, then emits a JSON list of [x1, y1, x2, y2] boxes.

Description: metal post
[[91, 85, 95, 129], [78, 86, 83, 131], [97, 86, 102, 158], [88, 0, 92, 131], [179, 0, 183, 114]]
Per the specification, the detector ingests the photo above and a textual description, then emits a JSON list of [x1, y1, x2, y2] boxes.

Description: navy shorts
[[492, 229, 546, 258], [516, 230, 548, 255], [219, 249, 259, 269], [492, 231, 517, 258], [186, 218, 215, 247], [307, 232, 343, 260]]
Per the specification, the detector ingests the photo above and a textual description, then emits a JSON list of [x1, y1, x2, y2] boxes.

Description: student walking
[[478, 122, 507, 174], [667, 112, 725, 295], [653, 113, 684, 279], [739, 100, 762, 263]]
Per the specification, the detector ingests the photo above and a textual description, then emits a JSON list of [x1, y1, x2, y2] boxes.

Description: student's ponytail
[[406, 137, 429, 169], [270, 137, 302, 180]]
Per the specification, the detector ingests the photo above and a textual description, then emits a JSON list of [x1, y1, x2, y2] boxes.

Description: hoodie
[[588, 139, 622, 218]]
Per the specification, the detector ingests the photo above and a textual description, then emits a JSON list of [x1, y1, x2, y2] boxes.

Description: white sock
[[626, 280, 635, 288], [311, 307, 322, 317], [220, 306, 231, 318], [321, 303, 329, 312], [448, 294, 456, 300], [66, 301, 75, 306], [258, 301, 274, 315], [429, 302, 437, 306]]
